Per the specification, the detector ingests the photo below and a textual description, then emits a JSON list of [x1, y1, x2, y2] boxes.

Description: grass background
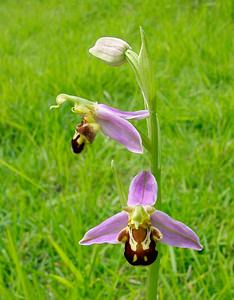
[[0, 0, 233, 299]]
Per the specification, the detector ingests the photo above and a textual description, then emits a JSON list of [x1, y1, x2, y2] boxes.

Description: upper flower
[[89, 37, 131, 66], [51, 94, 149, 154], [80, 171, 203, 266]]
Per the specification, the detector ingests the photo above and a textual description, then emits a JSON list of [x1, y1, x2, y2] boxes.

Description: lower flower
[[79, 171, 203, 266]]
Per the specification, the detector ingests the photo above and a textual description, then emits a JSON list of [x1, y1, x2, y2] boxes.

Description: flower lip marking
[[71, 118, 98, 154], [117, 206, 162, 266], [71, 132, 85, 154], [118, 225, 161, 266]]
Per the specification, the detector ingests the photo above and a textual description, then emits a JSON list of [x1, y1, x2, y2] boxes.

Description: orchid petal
[[79, 212, 128, 245], [98, 104, 149, 120], [151, 211, 203, 250], [127, 171, 157, 206], [96, 107, 143, 153], [95, 37, 130, 49]]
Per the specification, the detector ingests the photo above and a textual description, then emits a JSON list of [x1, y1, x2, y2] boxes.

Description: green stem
[[126, 29, 161, 299], [147, 109, 161, 300], [150, 111, 160, 182], [147, 249, 161, 300]]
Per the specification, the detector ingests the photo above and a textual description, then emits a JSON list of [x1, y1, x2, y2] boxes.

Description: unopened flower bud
[[89, 37, 131, 66]]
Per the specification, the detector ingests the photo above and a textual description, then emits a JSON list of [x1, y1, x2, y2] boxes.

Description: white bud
[[89, 37, 131, 67]]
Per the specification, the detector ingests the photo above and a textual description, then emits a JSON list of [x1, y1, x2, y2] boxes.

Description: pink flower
[[80, 171, 203, 266], [51, 94, 149, 154]]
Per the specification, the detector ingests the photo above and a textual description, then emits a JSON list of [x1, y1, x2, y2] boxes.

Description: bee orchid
[[51, 94, 149, 154], [80, 171, 203, 266]]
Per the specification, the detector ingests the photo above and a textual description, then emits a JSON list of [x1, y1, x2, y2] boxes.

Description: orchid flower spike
[[89, 37, 131, 66], [50, 94, 149, 154], [80, 171, 203, 266]]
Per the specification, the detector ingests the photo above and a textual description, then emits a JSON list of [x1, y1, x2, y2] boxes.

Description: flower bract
[[80, 171, 203, 266]]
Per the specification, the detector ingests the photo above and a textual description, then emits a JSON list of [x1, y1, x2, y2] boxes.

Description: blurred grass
[[0, 0, 233, 299]]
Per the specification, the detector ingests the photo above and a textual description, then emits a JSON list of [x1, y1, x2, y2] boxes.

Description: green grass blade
[[5, 229, 30, 300], [48, 237, 83, 284], [0, 158, 45, 192]]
